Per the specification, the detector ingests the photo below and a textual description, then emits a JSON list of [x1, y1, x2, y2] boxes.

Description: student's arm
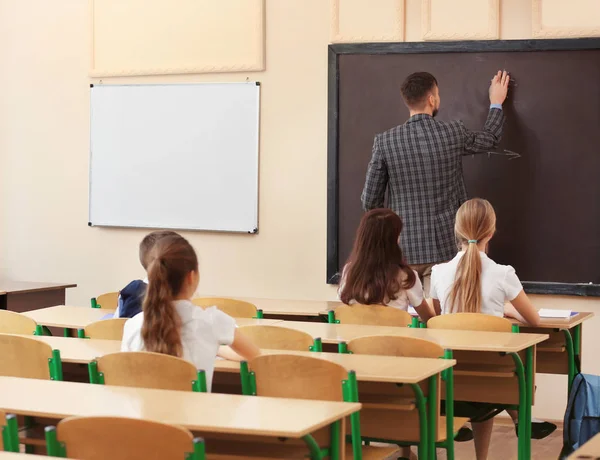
[[361, 135, 388, 210], [462, 71, 509, 155], [432, 299, 442, 316], [229, 329, 260, 361], [217, 345, 244, 361], [505, 290, 541, 327], [429, 267, 442, 316], [414, 299, 434, 322]]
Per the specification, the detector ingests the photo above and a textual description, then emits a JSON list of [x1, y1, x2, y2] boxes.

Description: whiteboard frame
[[88, 82, 261, 234]]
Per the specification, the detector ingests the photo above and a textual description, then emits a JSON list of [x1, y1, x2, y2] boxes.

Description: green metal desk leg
[[410, 383, 428, 460], [427, 375, 438, 460], [301, 433, 327, 460], [563, 329, 576, 394], [525, 346, 534, 460], [444, 349, 455, 460], [509, 352, 526, 460], [573, 324, 582, 372]]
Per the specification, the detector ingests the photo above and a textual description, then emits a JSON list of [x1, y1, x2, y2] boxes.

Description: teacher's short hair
[[401, 72, 438, 108], [139, 230, 179, 270]]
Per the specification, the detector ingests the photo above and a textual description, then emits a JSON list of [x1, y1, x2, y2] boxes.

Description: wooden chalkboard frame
[[327, 38, 600, 296]]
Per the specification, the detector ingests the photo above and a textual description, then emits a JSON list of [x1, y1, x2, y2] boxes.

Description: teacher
[[361, 71, 510, 296]]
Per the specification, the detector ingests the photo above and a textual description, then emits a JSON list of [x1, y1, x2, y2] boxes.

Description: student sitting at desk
[[338, 208, 433, 322], [121, 233, 260, 391], [430, 198, 553, 458]]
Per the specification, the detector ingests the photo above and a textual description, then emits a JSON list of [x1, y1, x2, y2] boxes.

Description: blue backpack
[[118, 280, 147, 318], [560, 373, 600, 458]]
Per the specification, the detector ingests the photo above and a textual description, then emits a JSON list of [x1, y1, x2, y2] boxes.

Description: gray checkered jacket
[[361, 108, 505, 265]]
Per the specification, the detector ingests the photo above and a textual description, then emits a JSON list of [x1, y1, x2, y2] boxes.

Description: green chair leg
[[329, 419, 342, 460], [192, 370, 207, 392], [45, 426, 66, 457], [309, 337, 323, 352], [509, 352, 527, 460], [77, 329, 85, 339], [254, 309, 264, 319], [48, 349, 64, 381], [443, 349, 455, 460], [91, 298, 98, 308], [410, 316, 419, 328], [338, 341, 349, 354], [427, 375, 438, 460], [563, 329, 576, 394], [3, 414, 19, 453], [34, 324, 44, 336], [191, 437, 206, 460], [525, 346, 534, 459], [327, 310, 339, 324]]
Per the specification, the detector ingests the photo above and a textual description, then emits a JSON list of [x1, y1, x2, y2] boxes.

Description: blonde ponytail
[[447, 199, 496, 313], [141, 235, 198, 357]]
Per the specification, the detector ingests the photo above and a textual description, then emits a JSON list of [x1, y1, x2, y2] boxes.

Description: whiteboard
[[89, 83, 260, 233]]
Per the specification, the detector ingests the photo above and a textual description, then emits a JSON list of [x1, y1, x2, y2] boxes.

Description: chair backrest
[[0, 334, 52, 379], [84, 318, 128, 340], [250, 354, 346, 402], [347, 335, 444, 358], [334, 304, 411, 327], [0, 310, 39, 335], [427, 312, 512, 332], [238, 325, 314, 351], [52, 416, 199, 460], [192, 297, 257, 318], [95, 352, 197, 391], [95, 292, 120, 309]]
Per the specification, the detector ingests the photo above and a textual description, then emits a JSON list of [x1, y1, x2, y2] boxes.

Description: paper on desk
[[538, 308, 572, 318]]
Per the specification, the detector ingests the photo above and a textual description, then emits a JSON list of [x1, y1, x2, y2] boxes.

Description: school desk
[[568, 432, 600, 459], [0, 454, 49, 459], [0, 281, 76, 314], [0, 376, 360, 459], [515, 312, 593, 393], [22, 305, 282, 332], [16, 334, 454, 459], [275, 321, 547, 460]]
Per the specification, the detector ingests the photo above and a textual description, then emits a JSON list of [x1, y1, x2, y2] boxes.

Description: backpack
[[560, 373, 600, 459], [118, 280, 147, 318]]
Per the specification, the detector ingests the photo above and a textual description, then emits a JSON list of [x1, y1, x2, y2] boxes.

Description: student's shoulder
[[122, 311, 144, 336], [483, 254, 517, 275]]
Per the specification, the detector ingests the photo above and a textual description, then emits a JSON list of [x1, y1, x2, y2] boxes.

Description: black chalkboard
[[327, 39, 600, 296]]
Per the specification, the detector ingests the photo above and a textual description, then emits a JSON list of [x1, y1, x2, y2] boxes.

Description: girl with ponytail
[[430, 198, 540, 325], [121, 233, 259, 390]]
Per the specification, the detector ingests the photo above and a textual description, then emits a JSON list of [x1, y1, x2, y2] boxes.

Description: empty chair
[[428, 312, 512, 332], [88, 351, 206, 392], [0, 334, 62, 380], [347, 335, 467, 460], [192, 297, 261, 318], [238, 325, 317, 351], [78, 318, 127, 340], [45, 416, 205, 459], [330, 303, 412, 327], [0, 310, 41, 335], [240, 353, 400, 459], [91, 292, 119, 309]]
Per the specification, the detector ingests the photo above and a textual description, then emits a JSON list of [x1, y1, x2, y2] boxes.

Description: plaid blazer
[[361, 108, 505, 265]]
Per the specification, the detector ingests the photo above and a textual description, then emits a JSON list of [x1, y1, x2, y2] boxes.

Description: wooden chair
[[237, 353, 400, 460], [347, 335, 467, 460], [427, 313, 529, 452], [0, 310, 41, 335], [90, 292, 119, 309], [238, 325, 320, 351], [192, 297, 262, 318], [77, 318, 127, 340], [45, 416, 206, 459], [329, 304, 412, 327], [0, 334, 63, 380], [88, 351, 207, 392], [428, 312, 512, 332]]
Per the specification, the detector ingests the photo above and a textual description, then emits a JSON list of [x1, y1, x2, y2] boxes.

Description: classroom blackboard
[[327, 39, 600, 296]]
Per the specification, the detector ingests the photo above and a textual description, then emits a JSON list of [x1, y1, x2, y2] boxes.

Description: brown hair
[[447, 198, 497, 313], [340, 209, 416, 305], [401, 72, 438, 108], [139, 230, 179, 270], [141, 234, 198, 357]]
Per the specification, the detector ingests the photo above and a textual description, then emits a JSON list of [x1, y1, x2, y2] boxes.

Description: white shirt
[[121, 299, 236, 390], [338, 266, 424, 310], [430, 251, 523, 317]]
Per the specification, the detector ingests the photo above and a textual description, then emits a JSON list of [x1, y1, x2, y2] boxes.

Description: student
[[339, 208, 433, 323], [114, 230, 178, 319], [429, 198, 549, 460], [121, 233, 260, 391]]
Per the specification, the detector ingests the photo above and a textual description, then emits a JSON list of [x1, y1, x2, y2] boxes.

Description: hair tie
[[468, 239, 478, 244]]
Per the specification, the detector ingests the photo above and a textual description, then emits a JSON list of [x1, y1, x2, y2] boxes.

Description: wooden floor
[[436, 424, 563, 460]]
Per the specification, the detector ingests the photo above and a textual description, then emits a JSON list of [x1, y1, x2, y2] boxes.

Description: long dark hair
[[141, 234, 198, 357], [339, 209, 416, 305]]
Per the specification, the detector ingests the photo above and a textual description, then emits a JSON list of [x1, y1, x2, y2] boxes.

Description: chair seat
[[360, 394, 416, 411], [454, 363, 515, 378]]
